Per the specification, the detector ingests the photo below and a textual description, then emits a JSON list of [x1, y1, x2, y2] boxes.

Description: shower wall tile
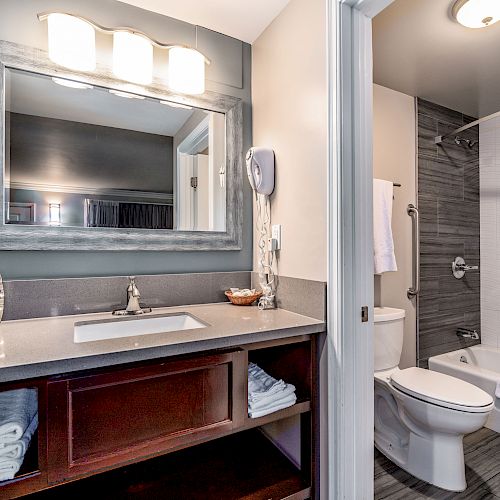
[[417, 98, 480, 365], [480, 117, 500, 348]]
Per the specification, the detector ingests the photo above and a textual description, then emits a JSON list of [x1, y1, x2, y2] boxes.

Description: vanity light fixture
[[109, 89, 146, 99], [113, 31, 153, 85], [46, 13, 96, 71], [49, 203, 61, 226], [52, 77, 93, 90], [168, 47, 206, 95], [38, 12, 210, 95], [453, 0, 500, 28]]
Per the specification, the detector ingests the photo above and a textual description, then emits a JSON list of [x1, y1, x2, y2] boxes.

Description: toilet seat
[[391, 367, 493, 413]]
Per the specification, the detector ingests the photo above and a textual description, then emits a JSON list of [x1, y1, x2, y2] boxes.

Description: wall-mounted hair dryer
[[246, 147, 275, 196], [246, 147, 276, 310]]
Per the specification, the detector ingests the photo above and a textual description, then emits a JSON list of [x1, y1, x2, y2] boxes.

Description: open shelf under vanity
[[0, 334, 318, 499]]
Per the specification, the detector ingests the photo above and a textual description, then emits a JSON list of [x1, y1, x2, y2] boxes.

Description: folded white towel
[[249, 384, 296, 410], [0, 413, 38, 462], [249, 393, 297, 419], [248, 363, 295, 403], [0, 389, 37, 445], [373, 178, 397, 274], [250, 391, 297, 412], [248, 363, 297, 418], [0, 460, 22, 482]]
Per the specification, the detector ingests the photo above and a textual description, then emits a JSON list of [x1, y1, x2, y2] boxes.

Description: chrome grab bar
[[407, 204, 420, 299]]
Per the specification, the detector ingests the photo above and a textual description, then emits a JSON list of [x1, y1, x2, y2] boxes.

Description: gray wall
[[417, 98, 480, 366], [0, 0, 252, 279], [9, 112, 174, 195]]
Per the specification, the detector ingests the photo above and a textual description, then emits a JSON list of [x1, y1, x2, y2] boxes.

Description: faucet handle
[[128, 276, 136, 282]]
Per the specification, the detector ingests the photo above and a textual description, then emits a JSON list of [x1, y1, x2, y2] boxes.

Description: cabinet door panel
[[47, 352, 244, 483]]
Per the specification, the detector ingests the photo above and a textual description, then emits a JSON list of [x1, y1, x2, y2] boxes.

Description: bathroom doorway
[[370, 0, 500, 497]]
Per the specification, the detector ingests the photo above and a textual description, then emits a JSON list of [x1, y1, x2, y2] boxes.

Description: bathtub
[[429, 345, 500, 433]]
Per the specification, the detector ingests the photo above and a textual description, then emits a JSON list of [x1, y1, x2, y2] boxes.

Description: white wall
[[373, 84, 417, 368], [251, 0, 327, 282], [480, 118, 500, 347], [250, 0, 327, 480]]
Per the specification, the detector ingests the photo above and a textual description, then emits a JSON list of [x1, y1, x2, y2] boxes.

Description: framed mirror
[[0, 41, 243, 250]]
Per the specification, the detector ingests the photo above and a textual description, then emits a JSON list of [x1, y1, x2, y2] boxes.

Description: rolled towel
[[0, 412, 38, 462], [249, 393, 297, 419], [0, 389, 37, 445]]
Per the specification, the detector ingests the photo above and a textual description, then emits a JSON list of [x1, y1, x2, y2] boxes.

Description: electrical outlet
[[271, 224, 281, 250]]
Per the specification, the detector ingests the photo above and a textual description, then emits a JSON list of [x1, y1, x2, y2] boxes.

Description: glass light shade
[[47, 14, 96, 71], [49, 203, 61, 226], [168, 47, 206, 95], [52, 77, 93, 89], [113, 32, 153, 85], [454, 0, 500, 28]]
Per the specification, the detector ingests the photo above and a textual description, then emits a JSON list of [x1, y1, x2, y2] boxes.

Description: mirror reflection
[[4, 68, 226, 231]]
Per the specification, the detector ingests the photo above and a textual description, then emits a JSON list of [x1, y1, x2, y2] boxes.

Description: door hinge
[[361, 306, 369, 323], [190, 176, 198, 189]]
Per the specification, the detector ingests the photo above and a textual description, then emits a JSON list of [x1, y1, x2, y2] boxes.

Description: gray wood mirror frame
[[0, 41, 243, 251]]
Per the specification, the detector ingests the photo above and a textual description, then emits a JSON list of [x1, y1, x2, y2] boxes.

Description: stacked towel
[[248, 363, 297, 418], [373, 178, 397, 274], [0, 389, 38, 482]]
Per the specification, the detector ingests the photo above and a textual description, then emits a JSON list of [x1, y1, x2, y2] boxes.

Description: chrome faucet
[[0, 274, 4, 323], [452, 256, 479, 279], [456, 327, 479, 340], [113, 276, 152, 316]]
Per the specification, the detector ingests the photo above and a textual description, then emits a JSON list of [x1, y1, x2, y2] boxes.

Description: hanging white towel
[[0, 389, 37, 445], [373, 179, 397, 274]]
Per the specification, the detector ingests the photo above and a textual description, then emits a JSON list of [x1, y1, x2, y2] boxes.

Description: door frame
[[327, 0, 394, 498]]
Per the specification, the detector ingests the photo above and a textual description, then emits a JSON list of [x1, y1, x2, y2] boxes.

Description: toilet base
[[375, 429, 466, 492]]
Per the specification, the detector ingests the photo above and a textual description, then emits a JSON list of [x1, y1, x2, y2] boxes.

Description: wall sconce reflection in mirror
[[38, 12, 210, 95], [49, 203, 61, 226]]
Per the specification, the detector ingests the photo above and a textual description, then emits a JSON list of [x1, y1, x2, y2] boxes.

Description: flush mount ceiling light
[[113, 32, 153, 85], [46, 13, 96, 71], [453, 0, 500, 28], [168, 47, 206, 95], [52, 77, 93, 89]]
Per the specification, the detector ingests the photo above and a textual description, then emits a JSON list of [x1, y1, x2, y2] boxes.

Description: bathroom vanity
[[0, 304, 323, 499]]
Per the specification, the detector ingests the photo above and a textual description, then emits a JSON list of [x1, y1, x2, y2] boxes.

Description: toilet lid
[[391, 367, 493, 412]]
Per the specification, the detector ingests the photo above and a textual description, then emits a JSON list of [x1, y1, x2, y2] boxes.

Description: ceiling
[[6, 69, 197, 137], [373, 0, 500, 118], [116, 0, 290, 44]]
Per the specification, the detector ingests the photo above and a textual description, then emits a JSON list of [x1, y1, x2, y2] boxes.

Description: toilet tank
[[374, 307, 406, 371]]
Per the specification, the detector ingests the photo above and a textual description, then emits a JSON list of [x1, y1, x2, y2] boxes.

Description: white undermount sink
[[74, 313, 207, 343]]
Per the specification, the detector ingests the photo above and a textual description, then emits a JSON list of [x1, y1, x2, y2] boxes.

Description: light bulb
[[47, 14, 96, 71], [168, 47, 206, 95], [113, 32, 153, 85]]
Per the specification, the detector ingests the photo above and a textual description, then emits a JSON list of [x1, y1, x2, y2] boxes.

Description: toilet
[[374, 307, 493, 492]]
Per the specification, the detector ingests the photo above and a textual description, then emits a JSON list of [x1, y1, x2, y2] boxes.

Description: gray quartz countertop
[[0, 303, 325, 382]]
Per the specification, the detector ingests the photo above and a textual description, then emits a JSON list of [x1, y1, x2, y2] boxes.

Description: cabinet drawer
[[47, 351, 246, 483]]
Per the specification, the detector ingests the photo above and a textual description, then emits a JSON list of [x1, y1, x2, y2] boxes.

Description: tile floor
[[375, 428, 500, 499]]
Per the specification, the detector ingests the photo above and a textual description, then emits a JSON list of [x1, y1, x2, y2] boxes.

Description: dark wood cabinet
[[0, 335, 318, 499], [47, 351, 247, 483]]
